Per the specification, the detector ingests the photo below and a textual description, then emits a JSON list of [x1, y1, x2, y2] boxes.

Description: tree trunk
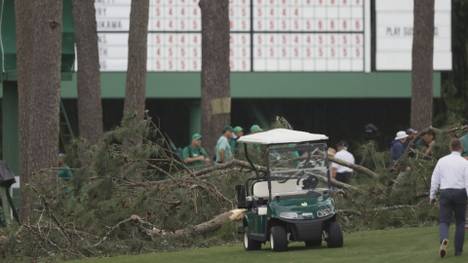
[[449, 0, 468, 118], [123, 0, 149, 121], [148, 209, 246, 238], [15, 0, 34, 221], [15, 0, 63, 220], [72, 0, 104, 144], [410, 0, 435, 130], [199, 0, 231, 156]]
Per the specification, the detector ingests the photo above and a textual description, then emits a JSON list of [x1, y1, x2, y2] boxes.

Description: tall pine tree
[[123, 0, 150, 121], [72, 0, 104, 144], [15, 0, 63, 220], [199, 0, 231, 155], [410, 0, 435, 130]]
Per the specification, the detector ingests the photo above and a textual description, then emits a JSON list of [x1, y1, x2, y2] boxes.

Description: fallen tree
[[328, 155, 379, 178], [148, 209, 245, 238], [1, 118, 447, 261]]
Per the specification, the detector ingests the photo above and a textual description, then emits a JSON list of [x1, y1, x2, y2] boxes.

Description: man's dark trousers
[[439, 189, 467, 255], [335, 172, 352, 183]]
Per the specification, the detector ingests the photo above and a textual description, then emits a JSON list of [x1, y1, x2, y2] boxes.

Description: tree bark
[[148, 209, 246, 238], [15, 0, 34, 221], [410, 0, 435, 130], [15, 0, 63, 220], [72, 0, 104, 144], [328, 156, 379, 178], [123, 0, 149, 121], [199, 0, 231, 156], [448, 0, 468, 118]]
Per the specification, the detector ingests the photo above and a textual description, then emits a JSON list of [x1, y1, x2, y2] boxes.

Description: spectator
[[460, 122, 468, 160], [429, 139, 468, 257], [406, 128, 418, 141], [331, 141, 355, 184], [233, 126, 244, 138], [215, 126, 234, 164], [57, 153, 73, 181], [230, 126, 244, 152], [415, 128, 436, 157], [182, 133, 210, 168], [390, 131, 409, 162], [250, 124, 263, 134], [327, 147, 337, 157], [364, 123, 379, 141]]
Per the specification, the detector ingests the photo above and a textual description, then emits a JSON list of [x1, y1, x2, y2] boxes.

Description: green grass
[[71, 226, 468, 263]]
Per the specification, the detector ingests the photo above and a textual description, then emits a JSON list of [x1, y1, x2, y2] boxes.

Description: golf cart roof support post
[[244, 143, 260, 178], [327, 158, 332, 189], [266, 146, 272, 201]]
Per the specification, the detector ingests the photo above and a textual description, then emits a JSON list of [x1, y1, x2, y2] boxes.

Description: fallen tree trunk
[[149, 209, 245, 238], [315, 174, 361, 192], [191, 159, 261, 177], [328, 155, 379, 178], [90, 209, 246, 247], [136, 159, 359, 191]]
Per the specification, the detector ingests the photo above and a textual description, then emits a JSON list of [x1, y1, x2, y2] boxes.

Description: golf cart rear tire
[[326, 222, 343, 248], [270, 226, 288, 252], [243, 232, 262, 251]]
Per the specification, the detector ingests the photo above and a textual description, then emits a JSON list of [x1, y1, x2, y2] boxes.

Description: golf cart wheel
[[243, 232, 262, 251], [326, 222, 343, 248], [305, 239, 322, 247], [270, 226, 288, 252]]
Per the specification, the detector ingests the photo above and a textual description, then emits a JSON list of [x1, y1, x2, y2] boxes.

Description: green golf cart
[[235, 129, 343, 252]]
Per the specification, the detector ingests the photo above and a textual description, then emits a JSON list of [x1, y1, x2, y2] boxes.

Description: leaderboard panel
[[254, 33, 364, 71], [253, 0, 364, 32], [94, 0, 371, 72], [96, 0, 250, 32], [98, 33, 251, 71]]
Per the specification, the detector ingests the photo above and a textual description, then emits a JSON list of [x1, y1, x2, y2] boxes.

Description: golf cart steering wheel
[[302, 174, 319, 190], [295, 171, 319, 189], [298, 159, 317, 169]]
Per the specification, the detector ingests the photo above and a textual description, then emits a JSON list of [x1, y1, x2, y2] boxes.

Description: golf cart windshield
[[251, 143, 328, 199], [268, 143, 327, 173]]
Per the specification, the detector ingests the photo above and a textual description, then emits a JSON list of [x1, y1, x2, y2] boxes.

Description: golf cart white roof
[[237, 128, 328, 145]]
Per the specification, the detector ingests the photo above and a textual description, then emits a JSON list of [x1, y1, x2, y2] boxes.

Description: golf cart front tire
[[326, 222, 343, 248], [270, 226, 288, 251], [243, 232, 261, 251]]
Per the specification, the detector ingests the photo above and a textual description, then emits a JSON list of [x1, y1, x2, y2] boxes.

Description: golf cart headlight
[[280, 212, 300, 219], [316, 207, 334, 218]]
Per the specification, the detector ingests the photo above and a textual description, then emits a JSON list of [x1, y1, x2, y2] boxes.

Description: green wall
[[60, 72, 442, 99], [0, 0, 75, 81]]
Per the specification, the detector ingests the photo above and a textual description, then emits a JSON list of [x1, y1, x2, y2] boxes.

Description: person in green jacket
[[215, 126, 234, 164], [230, 126, 244, 153], [182, 133, 210, 168], [57, 153, 73, 181], [250, 124, 263, 134]]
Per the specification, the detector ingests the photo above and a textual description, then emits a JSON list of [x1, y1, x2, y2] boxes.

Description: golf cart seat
[[253, 179, 309, 199]]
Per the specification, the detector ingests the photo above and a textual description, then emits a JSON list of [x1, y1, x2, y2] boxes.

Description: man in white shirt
[[331, 141, 355, 183], [429, 139, 468, 258]]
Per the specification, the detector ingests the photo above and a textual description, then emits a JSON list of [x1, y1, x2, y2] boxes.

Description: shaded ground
[[70, 226, 468, 263]]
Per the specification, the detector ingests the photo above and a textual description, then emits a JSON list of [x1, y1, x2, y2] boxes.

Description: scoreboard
[[95, 0, 371, 72], [375, 0, 452, 71]]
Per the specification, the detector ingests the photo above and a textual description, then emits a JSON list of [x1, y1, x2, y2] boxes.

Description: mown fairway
[[71, 226, 468, 263]]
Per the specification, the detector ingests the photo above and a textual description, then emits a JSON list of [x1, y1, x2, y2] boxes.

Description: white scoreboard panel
[[376, 0, 452, 71], [99, 33, 251, 71], [254, 33, 364, 71], [253, 0, 365, 32], [94, 0, 371, 72]]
